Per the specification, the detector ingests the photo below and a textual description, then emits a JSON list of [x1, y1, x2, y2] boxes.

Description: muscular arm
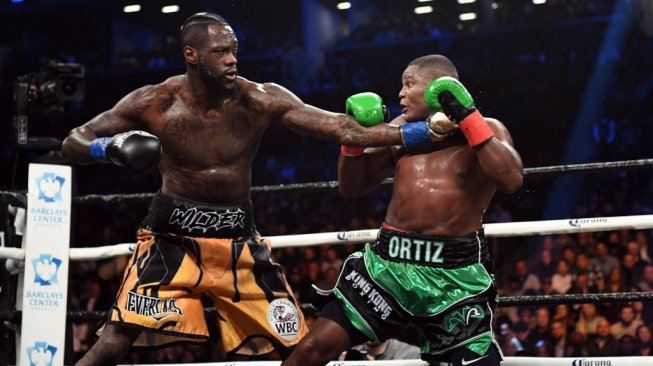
[[338, 116, 406, 198], [264, 83, 402, 147], [338, 147, 396, 198], [61, 86, 160, 164], [476, 118, 524, 193]]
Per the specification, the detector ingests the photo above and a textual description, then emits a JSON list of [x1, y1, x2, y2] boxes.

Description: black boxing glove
[[89, 131, 161, 177]]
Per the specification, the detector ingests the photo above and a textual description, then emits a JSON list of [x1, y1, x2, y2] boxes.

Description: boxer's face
[[196, 24, 238, 92], [398, 65, 432, 122]]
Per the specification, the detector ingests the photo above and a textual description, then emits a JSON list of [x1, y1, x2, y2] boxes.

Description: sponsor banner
[[336, 230, 377, 242], [19, 164, 71, 366]]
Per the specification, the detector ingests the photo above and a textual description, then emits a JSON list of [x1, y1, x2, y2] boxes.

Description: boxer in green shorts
[[283, 55, 524, 366]]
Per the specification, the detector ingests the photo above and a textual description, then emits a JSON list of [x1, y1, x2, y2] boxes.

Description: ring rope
[[1, 159, 652, 206], [1, 214, 652, 261], [1, 292, 652, 323]]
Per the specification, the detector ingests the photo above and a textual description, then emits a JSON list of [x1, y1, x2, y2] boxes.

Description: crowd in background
[[62, 168, 653, 363], [2, 0, 653, 363]]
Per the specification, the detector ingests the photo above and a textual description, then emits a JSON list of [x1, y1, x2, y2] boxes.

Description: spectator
[[566, 331, 589, 357], [587, 319, 619, 356], [577, 231, 596, 256], [610, 305, 644, 340], [606, 231, 623, 257], [532, 248, 556, 282], [589, 241, 621, 277], [576, 303, 607, 336], [526, 307, 554, 354], [552, 304, 576, 335], [569, 272, 593, 295], [556, 235, 577, 256], [551, 259, 573, 294], [622, 253, 646, 290], [635, 231, 652, 263], [512, 321, 531, 356], [513, 259, 542, 295], [573, 252, 603, 290], [296, 247, 318, 277], [561, 246, 578, 270], [539, 277, 555, 296], [618, 334, 638, 356], [635, 324, 653, 356], [320, 246, 343, 273], [604, 267, 626, 294], [637, 264, 653, 292], [550, 320, 570, 357]]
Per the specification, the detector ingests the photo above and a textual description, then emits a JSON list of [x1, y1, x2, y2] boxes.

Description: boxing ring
[[1, 159, 653, 365]]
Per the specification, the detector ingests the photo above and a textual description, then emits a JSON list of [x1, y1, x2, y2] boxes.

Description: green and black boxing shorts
[[317, 223, 499, 362]]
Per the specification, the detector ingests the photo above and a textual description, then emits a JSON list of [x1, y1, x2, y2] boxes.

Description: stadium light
[[161, 5, 179, 13], [459, 12, 477, 21], [337, 2, 351, 10], [414, 6, 433, 14], [123, 4, 141, 13]]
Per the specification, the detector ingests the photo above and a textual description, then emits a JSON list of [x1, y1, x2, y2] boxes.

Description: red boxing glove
[[340, 145, 364, 157]]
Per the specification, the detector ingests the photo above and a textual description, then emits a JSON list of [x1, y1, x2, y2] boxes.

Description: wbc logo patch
[[267, 298, 300, 341]]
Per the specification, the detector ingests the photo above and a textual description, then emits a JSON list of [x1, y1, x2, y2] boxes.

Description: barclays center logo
[[31, 254, 62, 286], [26, 341, 57, 366], [35, 172, 65, 203]]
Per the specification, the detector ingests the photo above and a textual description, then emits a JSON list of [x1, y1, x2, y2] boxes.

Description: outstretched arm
[[62, 86, 157, 164], [264, 83, 403, 147]]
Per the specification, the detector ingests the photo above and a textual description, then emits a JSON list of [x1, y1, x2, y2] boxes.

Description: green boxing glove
[[345, 92, 386, 127], [424, 77, 494, 147], [342, 92, 387, 157]]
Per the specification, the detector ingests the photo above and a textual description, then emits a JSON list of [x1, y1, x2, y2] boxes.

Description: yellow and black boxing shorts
[[109, 193, 307, 356]]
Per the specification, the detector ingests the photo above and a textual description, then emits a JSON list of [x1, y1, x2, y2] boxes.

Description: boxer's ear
[[183, 46, 198, 65]]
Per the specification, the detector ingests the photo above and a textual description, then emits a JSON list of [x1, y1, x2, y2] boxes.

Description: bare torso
[[385, 132, 496, 236], [142, 76, 275, 204]]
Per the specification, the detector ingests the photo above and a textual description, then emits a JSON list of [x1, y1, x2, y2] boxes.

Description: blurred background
[[1, 0, 653, 363]]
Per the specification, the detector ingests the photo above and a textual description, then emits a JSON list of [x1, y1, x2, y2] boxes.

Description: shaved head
[[408, 54, 459, 80], [180, 12, 230, 48]]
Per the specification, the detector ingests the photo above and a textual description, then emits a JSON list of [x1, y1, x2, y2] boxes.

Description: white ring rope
[[123, 356, 653, 366], [1, 214, 653, 262]]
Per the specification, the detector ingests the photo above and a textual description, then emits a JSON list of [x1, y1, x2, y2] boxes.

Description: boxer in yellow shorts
[[62, 11, 430, 365], [110, 194, 306, 356]]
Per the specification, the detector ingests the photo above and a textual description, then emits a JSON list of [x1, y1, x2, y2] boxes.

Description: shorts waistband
[[140, 193, 257, 238], [372, 225, 489, 269]]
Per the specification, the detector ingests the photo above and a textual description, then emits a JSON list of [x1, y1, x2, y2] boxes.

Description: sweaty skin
[[62, 24, 402, 205], [338, 64, 524, 236], [62, 23, 404, 366], [280, 62, 524, 366]]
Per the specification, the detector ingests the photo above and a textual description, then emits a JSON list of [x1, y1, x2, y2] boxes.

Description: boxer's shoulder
[[122, 78, 177, 109], [236, 78, 302, 117]]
